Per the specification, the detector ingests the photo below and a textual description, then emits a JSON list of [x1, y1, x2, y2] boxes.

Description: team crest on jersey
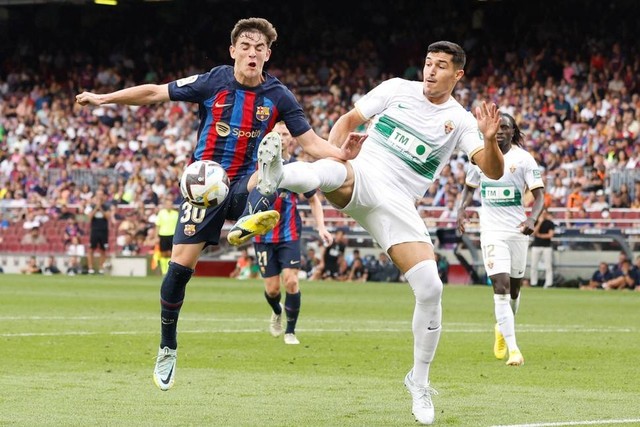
[[510, 164, 517, 174], [184, 224, 196, 237], [256, 106, 271, 122], [487, 260, 494, 269], [444, 120, 455, 134]]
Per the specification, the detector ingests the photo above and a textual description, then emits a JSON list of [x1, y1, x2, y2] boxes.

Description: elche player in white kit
[[250, 41, 505, 425], [458, 112, 545, 367]]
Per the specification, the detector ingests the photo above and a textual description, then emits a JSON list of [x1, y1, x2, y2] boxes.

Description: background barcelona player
[[252, 122, 333, 345], [76, 17, 364, 391]]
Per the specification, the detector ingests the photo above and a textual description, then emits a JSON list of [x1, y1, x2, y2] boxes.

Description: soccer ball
[[179, 160, 230, 208]]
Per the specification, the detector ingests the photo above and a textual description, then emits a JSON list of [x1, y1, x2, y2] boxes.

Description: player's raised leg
[[256, 131, 284, 196], [227, 132, 283, 245]]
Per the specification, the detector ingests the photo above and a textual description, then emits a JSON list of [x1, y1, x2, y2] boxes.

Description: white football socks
[[495, 294, 519, 352], [280, 159, 347, 194], [405, 260, 443, 387]]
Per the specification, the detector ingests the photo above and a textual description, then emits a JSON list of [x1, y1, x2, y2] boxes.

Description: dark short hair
[[427, 41, 466, 69], [231, 18, 278, 48]]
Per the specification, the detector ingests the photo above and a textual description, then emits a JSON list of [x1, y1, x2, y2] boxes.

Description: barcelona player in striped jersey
[[76, 17, 364, 391], [252, 122, 333, 345]]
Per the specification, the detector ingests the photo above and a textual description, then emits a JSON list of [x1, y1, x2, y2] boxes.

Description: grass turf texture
[[2, 275, 639, 426]]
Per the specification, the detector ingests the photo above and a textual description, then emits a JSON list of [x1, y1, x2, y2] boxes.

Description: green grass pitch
[[2, 275, 639, 426]]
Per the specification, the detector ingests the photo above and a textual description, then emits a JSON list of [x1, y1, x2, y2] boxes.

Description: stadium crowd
[[0, 0, 639, 286]]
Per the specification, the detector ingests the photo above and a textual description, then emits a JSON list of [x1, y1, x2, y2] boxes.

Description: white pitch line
[[2, 325, 637, 338], [491, 418, 640, 427], [0, 317, 635, 333]]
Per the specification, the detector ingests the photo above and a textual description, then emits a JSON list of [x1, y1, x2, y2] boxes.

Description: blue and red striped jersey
[[168, 65, 311, 183], [254, 185, 317, 244]]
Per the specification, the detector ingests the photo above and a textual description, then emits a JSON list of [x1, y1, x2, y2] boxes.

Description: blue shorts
[[173, 176, 250, 247], [253, 240, 301, 278]]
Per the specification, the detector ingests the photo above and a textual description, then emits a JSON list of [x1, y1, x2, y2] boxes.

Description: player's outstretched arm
[[308, 193, 334, 247], [76, 84, 170, 106], [295, 127, 366, 161], [473, 101, 503, 180]]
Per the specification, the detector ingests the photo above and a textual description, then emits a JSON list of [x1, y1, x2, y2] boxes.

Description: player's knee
[[491, 273, 511, 294], [406, 260, 443, 305], [311, 159, 347, 192], [283, 279, 299, 294]]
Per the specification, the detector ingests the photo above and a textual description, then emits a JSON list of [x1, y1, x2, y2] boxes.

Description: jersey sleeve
[[354, 78, 402, 120], [524, 152, 545, 191], [168, 68, 220, 104], [465, 165, 481, 188], [278, 88, 312, 137], [456, 112, 485, 163]]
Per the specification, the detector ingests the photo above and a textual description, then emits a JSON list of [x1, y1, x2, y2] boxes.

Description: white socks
[[495, 294, 519, 352], [510, 294, 520, 315], [405, 260, 443, 387], [280, 159, 347, 194]]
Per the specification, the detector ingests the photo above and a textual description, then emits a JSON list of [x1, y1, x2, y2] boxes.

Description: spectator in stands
[[366, 252, 401, 283], [300, 247, 320, 279], [571, 207, 594, 229], [66, 256, 83, 276], [602, 259, 637, 290], [566, 182, 585, 213], [589, 190, 609, 212], [610, 251, 630, 275], [617, 183, 631, 207], [20, 256, 41, 274], [236, 255, 260, 280], [609, 190, 629, 209], [347, 251, 367, 282], [66, 235, 86, 257], [22, 211, 41, 230], [121, 234, 140, 256], [580, 261, 613, 290], [63, 218, 84, 246], [85, 189, 111, 274], [116, 211, 137, 248], [230, 248, 251, 279], [435, 252, 449, 284], [631, 190, 640, 210], [20, 226, 47, 245], [42, 256, 61, 275], [595, 208, 614, 230], [548, 176, 568, 206], [33, 205, 49, 225], [438, 198, 458, 228], [633, 256, 640, 292]]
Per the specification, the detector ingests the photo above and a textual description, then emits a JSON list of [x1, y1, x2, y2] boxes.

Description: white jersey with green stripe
[[354, 78, 484, 200], [466, 145, 544, 233]]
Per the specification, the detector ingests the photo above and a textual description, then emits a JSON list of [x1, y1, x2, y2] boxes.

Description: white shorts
[[480, 231, 529, 278], [340, 159, 432, 252]]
